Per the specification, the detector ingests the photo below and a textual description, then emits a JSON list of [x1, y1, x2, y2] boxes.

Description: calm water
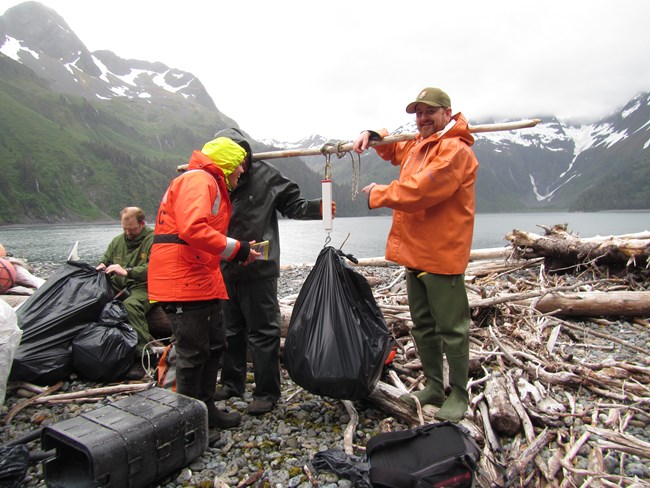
[[1, 212, 648, 267]]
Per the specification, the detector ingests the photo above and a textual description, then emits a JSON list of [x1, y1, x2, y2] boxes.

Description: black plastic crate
[[41, 387, 208, 487]]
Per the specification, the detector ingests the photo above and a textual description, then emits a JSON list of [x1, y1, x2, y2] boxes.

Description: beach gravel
[[2, 263, 649, 486]]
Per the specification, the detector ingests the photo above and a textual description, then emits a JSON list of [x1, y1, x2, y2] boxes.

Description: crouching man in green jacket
[[96, 207, 154, 358]]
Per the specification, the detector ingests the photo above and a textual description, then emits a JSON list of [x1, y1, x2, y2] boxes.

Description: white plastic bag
[[0, 300, 22, 406]]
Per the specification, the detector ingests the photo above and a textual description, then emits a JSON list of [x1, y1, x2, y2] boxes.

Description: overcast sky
[[1, 0, 649, 142]]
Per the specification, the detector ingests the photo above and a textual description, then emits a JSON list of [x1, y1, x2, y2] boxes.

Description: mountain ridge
[[0, 1, 648, 225]]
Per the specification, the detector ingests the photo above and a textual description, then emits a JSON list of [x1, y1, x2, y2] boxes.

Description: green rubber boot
[[400, 339, 445, 408], [434, 353, 469, 422]]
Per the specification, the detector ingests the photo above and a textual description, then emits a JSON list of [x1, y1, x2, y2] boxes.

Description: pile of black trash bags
[[10, 261, 137, 385], [11, 246, 395, 394]]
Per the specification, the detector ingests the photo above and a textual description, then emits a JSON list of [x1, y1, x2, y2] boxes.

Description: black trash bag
[[99, 299, 129, 323], [284, 246, 396, 400], [312, 449, 372, 488], [11, 343, 75, 386], [72, 301, 138, 382], [11, 261, 114, 383], [0, 445, 30, 488]]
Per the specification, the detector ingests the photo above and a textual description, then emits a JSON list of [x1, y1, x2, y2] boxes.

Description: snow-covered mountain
[[271, 95, 650, 211], [1, 1, 648, 214], [0, 1, 217, 112]]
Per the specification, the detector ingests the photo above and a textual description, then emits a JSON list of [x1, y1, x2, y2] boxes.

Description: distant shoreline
[[0, 220, 119, 230], [2, 209, 649, 231]]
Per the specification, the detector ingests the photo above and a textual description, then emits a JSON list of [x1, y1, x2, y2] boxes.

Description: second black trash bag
[[11, 261, 114, 383], [72, 301, 138, 382], [284, 246, 396, 400]]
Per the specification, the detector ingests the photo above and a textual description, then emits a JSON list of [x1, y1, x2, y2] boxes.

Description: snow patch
[[622, 100, 640, 118], [92, 54, 111, 83], [530, 173, 580, 202], [0, 35, 39, 60]]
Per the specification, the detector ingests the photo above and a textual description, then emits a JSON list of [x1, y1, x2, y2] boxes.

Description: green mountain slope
[[0, 55, 230, 224]]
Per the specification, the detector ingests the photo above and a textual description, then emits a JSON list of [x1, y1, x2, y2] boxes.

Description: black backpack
[[366, 422, 481, 488]]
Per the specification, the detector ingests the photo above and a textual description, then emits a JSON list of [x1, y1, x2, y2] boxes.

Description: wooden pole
[[177, 118, 541, 171], [252, 118, 541, 161]]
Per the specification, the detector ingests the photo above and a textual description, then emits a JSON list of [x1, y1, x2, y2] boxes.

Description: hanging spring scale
[[321, 152, 333, 245], [319, 140, 362, 247]]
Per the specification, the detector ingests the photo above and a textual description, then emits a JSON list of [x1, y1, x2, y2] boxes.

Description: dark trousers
[[221, 278, 281, 402], [163, 300, 225, 370]]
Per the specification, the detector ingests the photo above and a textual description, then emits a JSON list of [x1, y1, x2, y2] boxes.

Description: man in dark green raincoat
[[97, 207, 154, 355], [214, 128, 333, 415]]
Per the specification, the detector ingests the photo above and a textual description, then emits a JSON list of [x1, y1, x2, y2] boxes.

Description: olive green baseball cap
[[405, 87, 451, 113]]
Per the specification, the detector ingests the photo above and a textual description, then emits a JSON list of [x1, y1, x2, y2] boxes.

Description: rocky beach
[[2, 236, 650, 487]]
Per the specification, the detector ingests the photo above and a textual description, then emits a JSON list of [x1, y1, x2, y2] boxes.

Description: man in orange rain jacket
[[149, 136, 259, 432], [353, 87, 479, 423]]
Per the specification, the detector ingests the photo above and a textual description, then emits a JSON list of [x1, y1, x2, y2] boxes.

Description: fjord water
[[1, 212, 648, 268]]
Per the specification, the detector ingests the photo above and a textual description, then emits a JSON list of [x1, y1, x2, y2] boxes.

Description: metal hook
[[324, 154, 332, 180]]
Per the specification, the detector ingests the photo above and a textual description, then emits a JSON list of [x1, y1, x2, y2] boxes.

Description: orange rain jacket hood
[[369, 113, 479, 275], [148, 151, 242, 302]]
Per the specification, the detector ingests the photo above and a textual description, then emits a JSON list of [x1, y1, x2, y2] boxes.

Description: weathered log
[[484, 374, 521, 436], [505, 429, 556, 482], [279, 302, 293, 338], [587, 446, 605, 486], [278, 288, 650, 340], [368, 380, 484, 441], [505, 226, 650, 269], [341, 399, 359, 456], [477, 400, 502, 453], [4, 381, 64, 425], [525, 290, 650, 317], [586, 425, 650, 459], [504, 371, 553, 480], [280, 246, 525, 271], [466, 258, 540, 279], [30, 382, 155, 403]]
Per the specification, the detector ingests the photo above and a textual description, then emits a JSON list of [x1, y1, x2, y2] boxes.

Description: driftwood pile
[[280, 226, 650, 487], [3, 226, 649, 487]]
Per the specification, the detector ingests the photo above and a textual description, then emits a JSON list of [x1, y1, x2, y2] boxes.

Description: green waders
[[401, 270, 470, 422], [120, 286, 153, 353]]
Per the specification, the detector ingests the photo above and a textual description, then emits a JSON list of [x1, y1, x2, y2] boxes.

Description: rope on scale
[[319, 141, 362, 247]]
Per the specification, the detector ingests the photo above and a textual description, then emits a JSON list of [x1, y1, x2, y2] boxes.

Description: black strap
[[153, 234, 188, 245], [366, 423, 442, 455], [369, 466, 432, 488]]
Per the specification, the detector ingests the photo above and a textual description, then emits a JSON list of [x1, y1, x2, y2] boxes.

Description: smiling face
[[415, 104, 452, 139], [227, 164, 245, 189]]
